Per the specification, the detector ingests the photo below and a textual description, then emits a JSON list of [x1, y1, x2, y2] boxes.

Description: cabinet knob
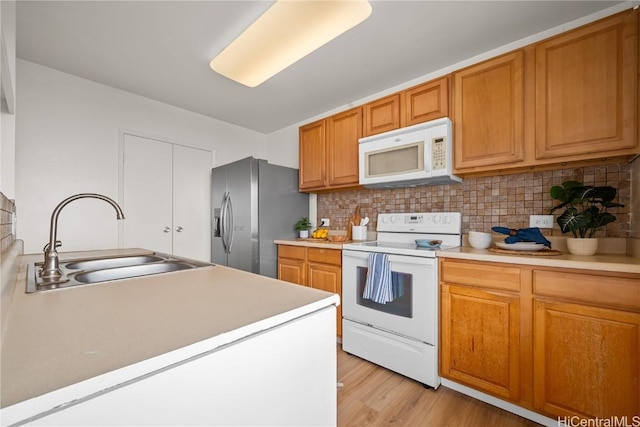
[[163, 226, 171, 233], [176, 226, 184, 232]]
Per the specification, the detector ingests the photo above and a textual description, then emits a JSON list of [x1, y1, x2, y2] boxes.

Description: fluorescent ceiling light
[[210, 0, 372, 88]]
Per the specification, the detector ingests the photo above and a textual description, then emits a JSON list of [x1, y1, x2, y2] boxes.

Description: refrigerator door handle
[[226, 193, 234, 254], [220, 192, 229, 254]]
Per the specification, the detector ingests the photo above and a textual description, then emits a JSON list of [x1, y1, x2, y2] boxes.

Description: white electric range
[[341, 212, 462, 388]]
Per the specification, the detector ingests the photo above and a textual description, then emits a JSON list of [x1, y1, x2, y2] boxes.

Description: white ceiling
[[16, 0, 629, 134]]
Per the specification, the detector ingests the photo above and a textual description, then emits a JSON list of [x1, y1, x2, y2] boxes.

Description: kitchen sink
[[64, 255, 166, 271], [73, 261, 195, 284], [26, 252, 213, 293]]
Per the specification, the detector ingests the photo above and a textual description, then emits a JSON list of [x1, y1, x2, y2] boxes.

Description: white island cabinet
[[1, 249, 339, 427]]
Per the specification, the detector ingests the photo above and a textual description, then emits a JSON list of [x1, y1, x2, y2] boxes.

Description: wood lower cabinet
[[441, 283, 521, 400], [533, 299, 640, 419], [439, 257, 640, 420], [277, 244, 342, 337]]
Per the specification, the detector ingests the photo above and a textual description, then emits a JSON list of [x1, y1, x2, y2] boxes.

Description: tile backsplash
[[0, 192, 16, 251], [318, 163, 632, 238]]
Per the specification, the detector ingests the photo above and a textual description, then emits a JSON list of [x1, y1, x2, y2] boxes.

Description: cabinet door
[[453, 51, 525, 170], [533, 299, 640, 419], [535, 11, 638, 159], [326, 107, 362, 188], [401, 77, 449, 127], [123, 134, 174, 254], [278, 258, 306, 286], [441, 284, 520, 401], [172, 145, 212, 262], [363, 94, 400, 136], [298, 119, 326, 191], [308, 262, 342, 337]]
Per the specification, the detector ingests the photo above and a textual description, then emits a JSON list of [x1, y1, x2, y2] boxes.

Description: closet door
[[173, 144, 212, 262], [123, 134, 173, 254]]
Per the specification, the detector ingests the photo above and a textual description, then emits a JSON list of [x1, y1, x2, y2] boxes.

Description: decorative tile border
[[318, 163, 632, 238]]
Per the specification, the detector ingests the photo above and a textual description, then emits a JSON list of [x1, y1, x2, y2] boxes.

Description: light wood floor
[[337, 346, 541, 427]]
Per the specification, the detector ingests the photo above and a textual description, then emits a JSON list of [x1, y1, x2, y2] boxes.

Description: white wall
[[1, 0, 16, 199], [16, 60, 266, 254]]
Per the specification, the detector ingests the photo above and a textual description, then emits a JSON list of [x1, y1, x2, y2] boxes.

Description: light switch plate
[[529, 215, 554, 228]]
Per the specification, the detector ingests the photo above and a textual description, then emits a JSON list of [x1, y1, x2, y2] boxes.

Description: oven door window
[[355, 266, 412, 318]]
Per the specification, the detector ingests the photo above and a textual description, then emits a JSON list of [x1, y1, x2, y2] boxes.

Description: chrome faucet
[[40, 193, 125, 283]]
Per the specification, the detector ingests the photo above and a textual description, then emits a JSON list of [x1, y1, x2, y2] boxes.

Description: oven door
[[342, 250, 437, 344]]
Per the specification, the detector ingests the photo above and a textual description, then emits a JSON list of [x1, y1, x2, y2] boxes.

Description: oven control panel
[[378, 212, 461, 234]]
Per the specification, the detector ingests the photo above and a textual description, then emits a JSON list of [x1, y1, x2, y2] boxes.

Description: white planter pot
[[299, 230, 309, 239], [566, 237, 598, 256]]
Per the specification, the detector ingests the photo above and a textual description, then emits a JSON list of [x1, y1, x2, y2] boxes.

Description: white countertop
[[1, 249, 339, 411], [437, 246, 640, 274]]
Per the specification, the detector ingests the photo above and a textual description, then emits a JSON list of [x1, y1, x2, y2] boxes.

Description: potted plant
[[294, 217, 312, 239], [549, 180, 624, 255]]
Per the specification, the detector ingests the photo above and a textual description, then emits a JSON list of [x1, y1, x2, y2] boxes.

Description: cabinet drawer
[[308, 248, 341, 266], [533, 270, 640, 312], [440, 259, 520, 292], [277, 245, 307, 261]]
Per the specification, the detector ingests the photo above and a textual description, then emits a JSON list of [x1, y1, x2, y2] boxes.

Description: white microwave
[[358, 117, 461, 188]]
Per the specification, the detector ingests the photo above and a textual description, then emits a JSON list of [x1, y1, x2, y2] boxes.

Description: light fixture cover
[[210, 0, 372, 87]]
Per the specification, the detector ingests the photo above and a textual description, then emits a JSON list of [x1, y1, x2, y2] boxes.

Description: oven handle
[[343, 250, 436, 266]]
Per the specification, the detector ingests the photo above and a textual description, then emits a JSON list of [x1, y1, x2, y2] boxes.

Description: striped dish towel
[[363, 252, 394, 304]]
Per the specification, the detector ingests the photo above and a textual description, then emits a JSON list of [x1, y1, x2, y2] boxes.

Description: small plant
[[294, 217, 312, 232], [549, 180, 624, 238]]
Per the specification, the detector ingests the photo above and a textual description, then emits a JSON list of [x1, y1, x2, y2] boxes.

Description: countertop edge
[[437, 247, 640, 274]]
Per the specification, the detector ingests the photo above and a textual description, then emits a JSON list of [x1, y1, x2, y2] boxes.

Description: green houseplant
[[294, 217, 312, 238], [549, 180, 624, 255]]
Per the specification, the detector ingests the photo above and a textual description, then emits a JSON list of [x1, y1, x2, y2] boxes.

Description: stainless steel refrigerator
[[211, 157, 309, 278]]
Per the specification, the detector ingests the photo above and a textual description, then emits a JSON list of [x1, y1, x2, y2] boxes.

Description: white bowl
[[468, 232, 492, 249]]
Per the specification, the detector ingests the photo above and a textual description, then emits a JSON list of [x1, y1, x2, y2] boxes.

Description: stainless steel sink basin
[[27, 252, 213, 293], [64, 255, 165, 271], [73, 261, 195, 284]]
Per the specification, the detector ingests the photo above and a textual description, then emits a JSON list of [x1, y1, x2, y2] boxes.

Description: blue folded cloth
[[492, 226, 552, 248], [363, 253, 394, 304]]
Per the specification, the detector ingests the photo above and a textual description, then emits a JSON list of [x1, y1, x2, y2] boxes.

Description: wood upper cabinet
[[298, 119, 326, 191], [401, 77, 449, 127], [535, 10, 638, 160], [326, 107, 362, 188], [362, 76, 450, 137], [453, 50, 525, 171], [299, 108, 361, 192], [363, 94, 400, 137]]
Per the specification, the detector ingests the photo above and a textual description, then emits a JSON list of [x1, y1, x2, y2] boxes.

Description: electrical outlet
[[529, 215, 554, 229], [320, 218, 330, 227]]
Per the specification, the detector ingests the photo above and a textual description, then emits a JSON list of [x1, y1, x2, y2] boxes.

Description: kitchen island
[[1, 247, 340, 426]]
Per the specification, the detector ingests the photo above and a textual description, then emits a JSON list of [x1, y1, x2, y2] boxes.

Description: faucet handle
[[43, 240, 62, 252]]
